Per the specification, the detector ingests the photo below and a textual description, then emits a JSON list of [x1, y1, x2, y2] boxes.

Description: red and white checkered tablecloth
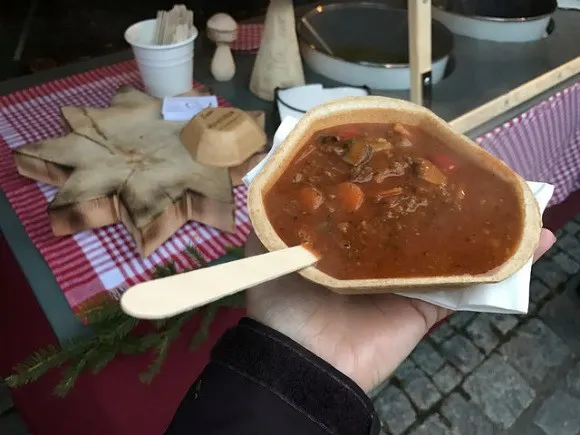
[[231, 24, 263, 52], [0, 61, 252, 312], [475, 81, 580, 206]]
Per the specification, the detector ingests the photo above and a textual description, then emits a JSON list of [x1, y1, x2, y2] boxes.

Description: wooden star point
[[13, 86, 235, 257]]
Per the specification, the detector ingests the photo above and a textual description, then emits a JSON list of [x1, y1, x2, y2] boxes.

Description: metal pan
[[432, 0, 557, 42], [296, 2, 454, 91]]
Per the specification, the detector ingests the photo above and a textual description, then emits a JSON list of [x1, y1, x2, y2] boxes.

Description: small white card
[[162, 96, 219, 121]]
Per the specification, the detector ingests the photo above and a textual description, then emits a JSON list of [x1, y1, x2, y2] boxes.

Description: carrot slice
[[339, 130, 358, 140], [298, 186, 324, 213], [335, 182, 365, 213]]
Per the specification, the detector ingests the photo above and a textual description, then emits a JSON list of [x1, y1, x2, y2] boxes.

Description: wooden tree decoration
[[12, 86, 235, 257], [249, 0, 305, 101]]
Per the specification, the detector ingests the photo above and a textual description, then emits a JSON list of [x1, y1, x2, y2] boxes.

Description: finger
[[533, 228, 556, 263]]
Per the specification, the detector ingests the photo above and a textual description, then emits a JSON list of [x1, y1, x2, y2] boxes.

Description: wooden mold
[[12, 86, 236, 257], [247, 96, 542, 294], [180, 106, 267, 168]]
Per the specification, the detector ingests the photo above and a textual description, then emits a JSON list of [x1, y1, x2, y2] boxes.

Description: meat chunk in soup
[[413, 157, 447, 186]]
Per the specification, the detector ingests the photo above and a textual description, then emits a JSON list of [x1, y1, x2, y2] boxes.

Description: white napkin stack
[[244, 116, 555, 315]]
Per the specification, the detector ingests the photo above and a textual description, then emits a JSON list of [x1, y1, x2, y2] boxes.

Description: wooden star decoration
[[12, 86, 236, 257]]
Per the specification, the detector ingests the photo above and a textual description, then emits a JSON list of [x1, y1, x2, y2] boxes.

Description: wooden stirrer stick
[[120, 245, 319, 319]]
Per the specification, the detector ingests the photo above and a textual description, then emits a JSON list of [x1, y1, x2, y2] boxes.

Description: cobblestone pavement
[[2, 216, 580, 434], [371, 215, 580, 435]]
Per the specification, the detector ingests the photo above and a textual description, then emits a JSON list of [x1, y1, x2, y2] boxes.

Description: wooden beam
[[450, 57, 580, 134]]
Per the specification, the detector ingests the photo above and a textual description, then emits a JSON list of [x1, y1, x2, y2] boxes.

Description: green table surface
[[0, 5, 578, 343]]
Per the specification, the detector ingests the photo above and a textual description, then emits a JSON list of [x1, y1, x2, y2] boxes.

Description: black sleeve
[[164, 317, 381, 435]]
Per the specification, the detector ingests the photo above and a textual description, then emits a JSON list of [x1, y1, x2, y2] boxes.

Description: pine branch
[[5, 337, 94, 387], [95, 316, 139, 341], [185, 245, 207, 267], [225, 245, 245, 258], [89, 346, 118, 375], [154, 261, 178, 278], [190, 305, 217, 350], [140, 313, 190, 383], [53, 347, 99, 397], [8, 244, 248, 396], [80, 297, 123, 324]]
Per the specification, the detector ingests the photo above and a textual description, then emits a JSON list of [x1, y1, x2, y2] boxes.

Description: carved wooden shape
[[12, 86, 236, 257], [180, 107, 267, 167]]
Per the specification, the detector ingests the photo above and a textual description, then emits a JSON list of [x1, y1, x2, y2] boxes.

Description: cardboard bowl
[[247, 96, 542, 294]]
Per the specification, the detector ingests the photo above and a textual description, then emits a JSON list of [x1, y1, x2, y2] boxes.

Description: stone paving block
[[440, 392, 495, 435], [0, 382, 13, 415], [529, 280, 552, 313], [432, 364, 463, 394], [374, 386, 416, 435], [563, 219, 580, 236], [440, 334, 484, 374], [393, 358, 417, 382], [541, 244, 561, 262], [408, 414, 449, 435], [410, 341, 445, 375], [368, 379, 391, 401], [0, 412, 29, 435], [465, 315, 500, 354], [529, 279, 552, 305], [428, 321, 455, 344], [556, 233, 580, 262], [553, 252, 580, 275], [533, 389, 580, 435], [499, 318, 570, 384], [463, 354, 535, 429], [448, 312, 476, 330], [513, 424, 554, 435], [487, 313, 519, 335], [555, 227, 567, 239], [566, 360, 580, 397], [540, 286, 580, 353], [531, 258, 570, 290], [401, 368, 441, 411]]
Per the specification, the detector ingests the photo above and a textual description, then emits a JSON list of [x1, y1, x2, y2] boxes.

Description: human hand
[[245, 229, 556, 392]]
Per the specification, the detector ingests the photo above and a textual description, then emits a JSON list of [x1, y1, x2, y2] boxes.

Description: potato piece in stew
[[264, 122, 524, 280]]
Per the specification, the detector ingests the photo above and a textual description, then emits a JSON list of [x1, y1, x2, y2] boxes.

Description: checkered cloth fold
[[231, 24, 263, 52]]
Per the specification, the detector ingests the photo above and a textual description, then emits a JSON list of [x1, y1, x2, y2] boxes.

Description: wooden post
[[408, 0, 432, 106], [449, 57, 580, 134]]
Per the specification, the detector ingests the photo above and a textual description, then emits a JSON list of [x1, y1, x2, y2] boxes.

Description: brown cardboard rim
[[247, 96, 542, 293]]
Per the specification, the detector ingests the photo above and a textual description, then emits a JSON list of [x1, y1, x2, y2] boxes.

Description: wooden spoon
[[120, 246, 318, 319]]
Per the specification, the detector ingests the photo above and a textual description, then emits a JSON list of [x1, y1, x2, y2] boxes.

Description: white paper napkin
[[161, 95, 218, 121], [277, 84, 369, 121], [244, 117, 555, 314]]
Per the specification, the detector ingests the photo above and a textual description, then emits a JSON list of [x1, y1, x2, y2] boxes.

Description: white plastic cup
[[124, 19, 199, 99]]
